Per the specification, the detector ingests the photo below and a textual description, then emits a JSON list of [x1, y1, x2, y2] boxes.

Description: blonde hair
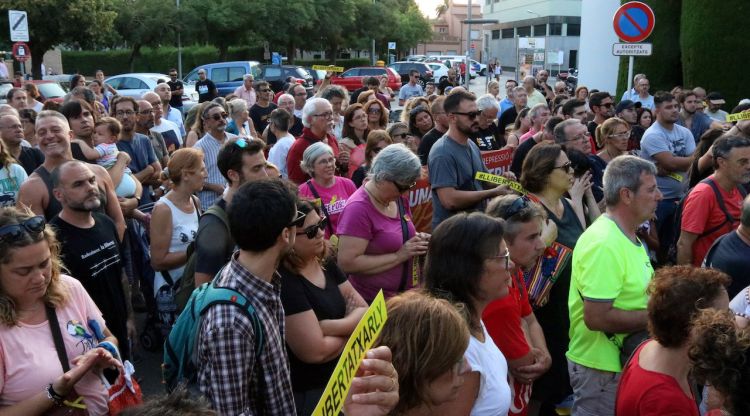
[[165, 147, 204, 185], [0, 208, 67, 326], [377, 291, 470, 414], [595, 117, 630, 148]]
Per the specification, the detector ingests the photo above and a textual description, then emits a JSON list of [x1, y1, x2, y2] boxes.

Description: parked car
[[258, 65, 314, 95], [29, 80, 67, 103], [305, 67, 328, 92], [329, 66, 401, 92], [387, 61, 434, 88], [426, 63, 450, 83], [184, 61, 262, 97], [105, 73, 198, 112], [405, 55, 427, 62]]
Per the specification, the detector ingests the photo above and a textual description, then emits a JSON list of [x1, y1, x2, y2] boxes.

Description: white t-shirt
[[151, 118, 183, 152], [465, 323, 512, 416], [268, 133, 295, 179]]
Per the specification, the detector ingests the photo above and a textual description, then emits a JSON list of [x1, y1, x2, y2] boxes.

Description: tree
[[182, 0, 263, 61], [112, 0, 180, 72], [0, 0, 117, 78], [435, 0, 449, 19]]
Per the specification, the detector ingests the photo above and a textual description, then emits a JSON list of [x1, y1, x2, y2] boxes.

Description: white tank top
[[155, 195, 199, 282]]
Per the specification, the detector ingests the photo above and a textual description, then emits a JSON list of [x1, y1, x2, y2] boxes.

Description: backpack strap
[[199, 282, 264, 359], [397, 198, 410, 292], [45, 305, 70, 373], [699, 178, 742, 237], [204, 204, 229, 230]]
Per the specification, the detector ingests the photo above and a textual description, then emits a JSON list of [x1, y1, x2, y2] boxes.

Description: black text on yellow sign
[[475, 172, 528, 195], [312, 65, 345, 73], [312, 290, 388, 416], [726, 111, 750, 123]]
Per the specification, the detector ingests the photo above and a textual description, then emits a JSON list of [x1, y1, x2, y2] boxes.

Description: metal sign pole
[[627, 55, 634, 98]]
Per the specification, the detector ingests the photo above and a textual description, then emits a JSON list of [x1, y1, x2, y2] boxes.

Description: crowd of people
[[0, 63, 749, 416]]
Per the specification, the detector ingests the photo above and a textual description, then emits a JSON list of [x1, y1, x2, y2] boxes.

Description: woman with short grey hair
[[226, 99, 256, 138], [298, 141, 357, 239], [337, 144, 429, 303]]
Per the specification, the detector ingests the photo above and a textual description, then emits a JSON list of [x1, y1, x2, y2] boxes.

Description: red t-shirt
[[482, 269, 533, 416], [286, 127, 341, 185], [615, 341, 699, 416], [681, 176, 743, 266]]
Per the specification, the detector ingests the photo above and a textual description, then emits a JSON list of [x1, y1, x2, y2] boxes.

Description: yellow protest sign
[[312, 290, 388, 416], [475, 172, 528, 195], [312, 65, 345, 73], [726, 111, 750, 122]]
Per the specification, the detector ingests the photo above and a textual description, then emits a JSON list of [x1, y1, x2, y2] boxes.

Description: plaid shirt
[[197, 253, 296, 415]]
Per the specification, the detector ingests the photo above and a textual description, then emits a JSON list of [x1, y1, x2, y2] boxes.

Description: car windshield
[[294, 67, 310, 78], [36, 83, 66, 98]]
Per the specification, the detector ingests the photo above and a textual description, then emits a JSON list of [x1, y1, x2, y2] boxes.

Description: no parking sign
[[613, 1, 655, 43]]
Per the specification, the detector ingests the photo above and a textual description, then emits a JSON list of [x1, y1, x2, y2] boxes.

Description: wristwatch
[[46, 383, 65, 406]]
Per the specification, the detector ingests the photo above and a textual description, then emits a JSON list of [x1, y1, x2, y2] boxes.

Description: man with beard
[[0, 113, 44, 174], [167, 68, 185, 114], [536, 69, 554, 101], [438, 68, 459, 95], [135, 99, 169, 169], [677, 90, 724, 144], [194, 102, 237, 209], [112, 96, 162, 207], [50, 160, 134, 360], [428, 90, 507, 228], [587, 92, 615, 145], [17, 111, 125, 239], [154, 82, 186, 140], [144, 91, 182, 153]]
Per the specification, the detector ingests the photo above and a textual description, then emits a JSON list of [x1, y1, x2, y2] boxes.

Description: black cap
[[615, 100, 641, 114]]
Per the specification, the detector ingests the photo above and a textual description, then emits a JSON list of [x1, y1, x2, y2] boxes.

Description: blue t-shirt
[[428, 135, 488, 229], [499, 97, 513, 115], [639, 122, 695, 199], [398, 83, 424, 101], [677, 112, 714, 144], [117, 133, 157, 205]]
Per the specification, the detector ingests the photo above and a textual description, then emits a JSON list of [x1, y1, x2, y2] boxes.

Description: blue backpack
[[162, 278, 264, 392]]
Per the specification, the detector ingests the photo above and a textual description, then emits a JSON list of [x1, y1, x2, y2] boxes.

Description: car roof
[[108, 73, 168, 78], [199, 61, 260, 67]]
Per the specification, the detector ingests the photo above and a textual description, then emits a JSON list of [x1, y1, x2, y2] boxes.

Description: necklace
[[364, 183, 390, 209]]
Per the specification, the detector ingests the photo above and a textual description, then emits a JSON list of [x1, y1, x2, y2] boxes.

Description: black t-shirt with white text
[[472, 123, 505, 151], [167, 79, 184, 108], [195, 79, 218, 103]]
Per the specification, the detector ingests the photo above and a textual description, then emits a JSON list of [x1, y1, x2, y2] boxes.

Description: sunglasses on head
[[296, 217, 328, 239], [287, 210, 307, 228], [554, 161, 573, 172], [504, 196, 530, 219], [0, 216, 46, 242]]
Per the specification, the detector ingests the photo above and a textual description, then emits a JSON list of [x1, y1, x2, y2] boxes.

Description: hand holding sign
[[342, 346, 400, 416]]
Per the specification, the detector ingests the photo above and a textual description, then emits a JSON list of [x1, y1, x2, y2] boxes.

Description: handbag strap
[[305, 180, 335, 235], [397, 198, 410, 292], [45, 304, 70, 373]]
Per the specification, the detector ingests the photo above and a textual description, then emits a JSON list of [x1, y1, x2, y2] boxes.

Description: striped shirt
[[194, 131, 236, 209], [197, 253, 296, 415]]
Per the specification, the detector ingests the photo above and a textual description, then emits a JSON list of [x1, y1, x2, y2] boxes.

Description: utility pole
[[464, 0, 472, 89]]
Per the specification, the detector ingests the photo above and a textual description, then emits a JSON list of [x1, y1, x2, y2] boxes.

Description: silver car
[[104, 73, 198, 112]]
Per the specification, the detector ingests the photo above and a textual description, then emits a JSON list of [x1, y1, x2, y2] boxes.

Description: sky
[[416, 0, 443, 19]]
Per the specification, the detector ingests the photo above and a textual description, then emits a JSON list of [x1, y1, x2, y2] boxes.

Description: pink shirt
[[518, 127, 538, 144], [298, 176, 357, 238], [0, 275, 109, 415], [336, 187, 419, 303], [233, 85, 257, 108]]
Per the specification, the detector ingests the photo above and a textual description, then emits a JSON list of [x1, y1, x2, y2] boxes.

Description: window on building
[[567, 23, 581, 36], [439, 27, 447, 33], [549, 23, 562, 36], [492, 30, 500, 39], [517, 26, 531, 37], [501, 28, 514, 38], [534, 24, 546, 36]]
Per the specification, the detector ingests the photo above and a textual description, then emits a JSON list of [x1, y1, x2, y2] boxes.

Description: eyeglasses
[[115, 110, 135, 117], [452, 111, 482, 120], [392, 180, 416, 193], [287, 210, 307, 228], [567, 133, 587, 142], [209, 112, 228, 121], [609, 131, 630, 139], [368, 108, 382, 114], [296, 217, 328, 239], [488, 250, 510, 270], [504, 196, 529, 219], [391, 133, 407, 140], [554, 161, 573, 172], [260, 89, 272, 93], [315, 156, 336, 166], [313, 112, 334, 120], [138, 109, 153, 115], [0, 216, 46, 242], [600, 102, 614, 108]]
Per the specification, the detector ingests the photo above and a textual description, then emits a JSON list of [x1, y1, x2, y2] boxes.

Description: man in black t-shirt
[[472, 94, 505, 151], [167, 68, 184, 111], [437, 69, 459, 95], [50, 160, 133, 360], [0, 114, 44, 174], [418, 96, 449, 165], [510, 116, 563, 178], [249, 81, 277, 135], [192, 140, 270, 286], [704, 195, 750, 298], [195, 68, 218, 103]]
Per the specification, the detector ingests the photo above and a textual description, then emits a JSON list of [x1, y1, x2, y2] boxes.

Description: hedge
[[62, 46, 370, 77], [615, 0, 682, 98], [680, 0, 749, 111]]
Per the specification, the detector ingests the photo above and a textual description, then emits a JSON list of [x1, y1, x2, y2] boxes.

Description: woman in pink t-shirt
[[298, 142, 357, 239], [0, 209, 122, 415], [339, 104, 369, 178], [337, 144, 428, 303]]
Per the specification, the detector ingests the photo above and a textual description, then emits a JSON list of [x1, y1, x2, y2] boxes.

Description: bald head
[[154, 83, 171, 104], [52, 160, 102, 212], [0, 114, 24, 144], [141, 92, 163, 122]]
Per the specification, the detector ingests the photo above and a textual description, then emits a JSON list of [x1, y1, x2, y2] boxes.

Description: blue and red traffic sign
[[613, 1, 655, 43]]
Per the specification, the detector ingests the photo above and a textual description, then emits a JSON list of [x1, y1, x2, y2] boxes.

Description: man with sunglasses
[[194, 102, 238, 210], [195, 68, 218, 103], [428, 90, 508, 229], [586, 92, 614, 144], [249, 81, 277, 135], [167, 68, 185, 114], [398, 70, 425, 106]]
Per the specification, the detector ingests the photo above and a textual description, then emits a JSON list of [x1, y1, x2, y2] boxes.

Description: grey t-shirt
[[428, 135, 488, 229], [398, 83, 424, 101], [639, 122, 695, 199]]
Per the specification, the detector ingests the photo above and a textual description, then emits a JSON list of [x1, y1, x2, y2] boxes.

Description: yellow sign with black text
[[312, 290, 388, 416], [475, 172, 529, 195], [726, 111, 750, 123], [312, 65, 345, 73]]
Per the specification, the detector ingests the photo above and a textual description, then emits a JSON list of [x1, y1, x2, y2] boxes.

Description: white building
[[484, 0, 582, 75]]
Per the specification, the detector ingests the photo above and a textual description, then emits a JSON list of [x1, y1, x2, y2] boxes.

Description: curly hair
[[376, 290, 469, 414], [0, 208, 67, 326], [363, 99, 388, 130], [689, 309, 750, 416], [648, 266, 729, 348]]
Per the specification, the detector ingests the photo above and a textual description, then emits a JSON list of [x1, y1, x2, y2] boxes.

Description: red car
[[329, 66, 401, 92]]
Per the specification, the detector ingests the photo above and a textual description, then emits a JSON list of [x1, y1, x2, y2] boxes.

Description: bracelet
[[46, 383, 65, 406]]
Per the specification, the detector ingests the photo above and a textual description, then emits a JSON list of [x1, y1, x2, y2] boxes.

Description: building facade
[[484, 0, 581, 75], [412, 0, 483, 60]]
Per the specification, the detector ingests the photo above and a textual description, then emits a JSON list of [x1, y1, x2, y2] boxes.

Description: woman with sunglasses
[[337, 144, 427, 303], [280, 199, 368, 415], [340, 104, 369, 179], [0, 208, 122, 415], [519, 143, 590, 413], [351, 130, 393, 188], [387, 122, 409, 145], [423, 212, 512, 415], [364, 99, 388, 131], [590, 117, 631, 202], [298, 142, 357, 240]]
